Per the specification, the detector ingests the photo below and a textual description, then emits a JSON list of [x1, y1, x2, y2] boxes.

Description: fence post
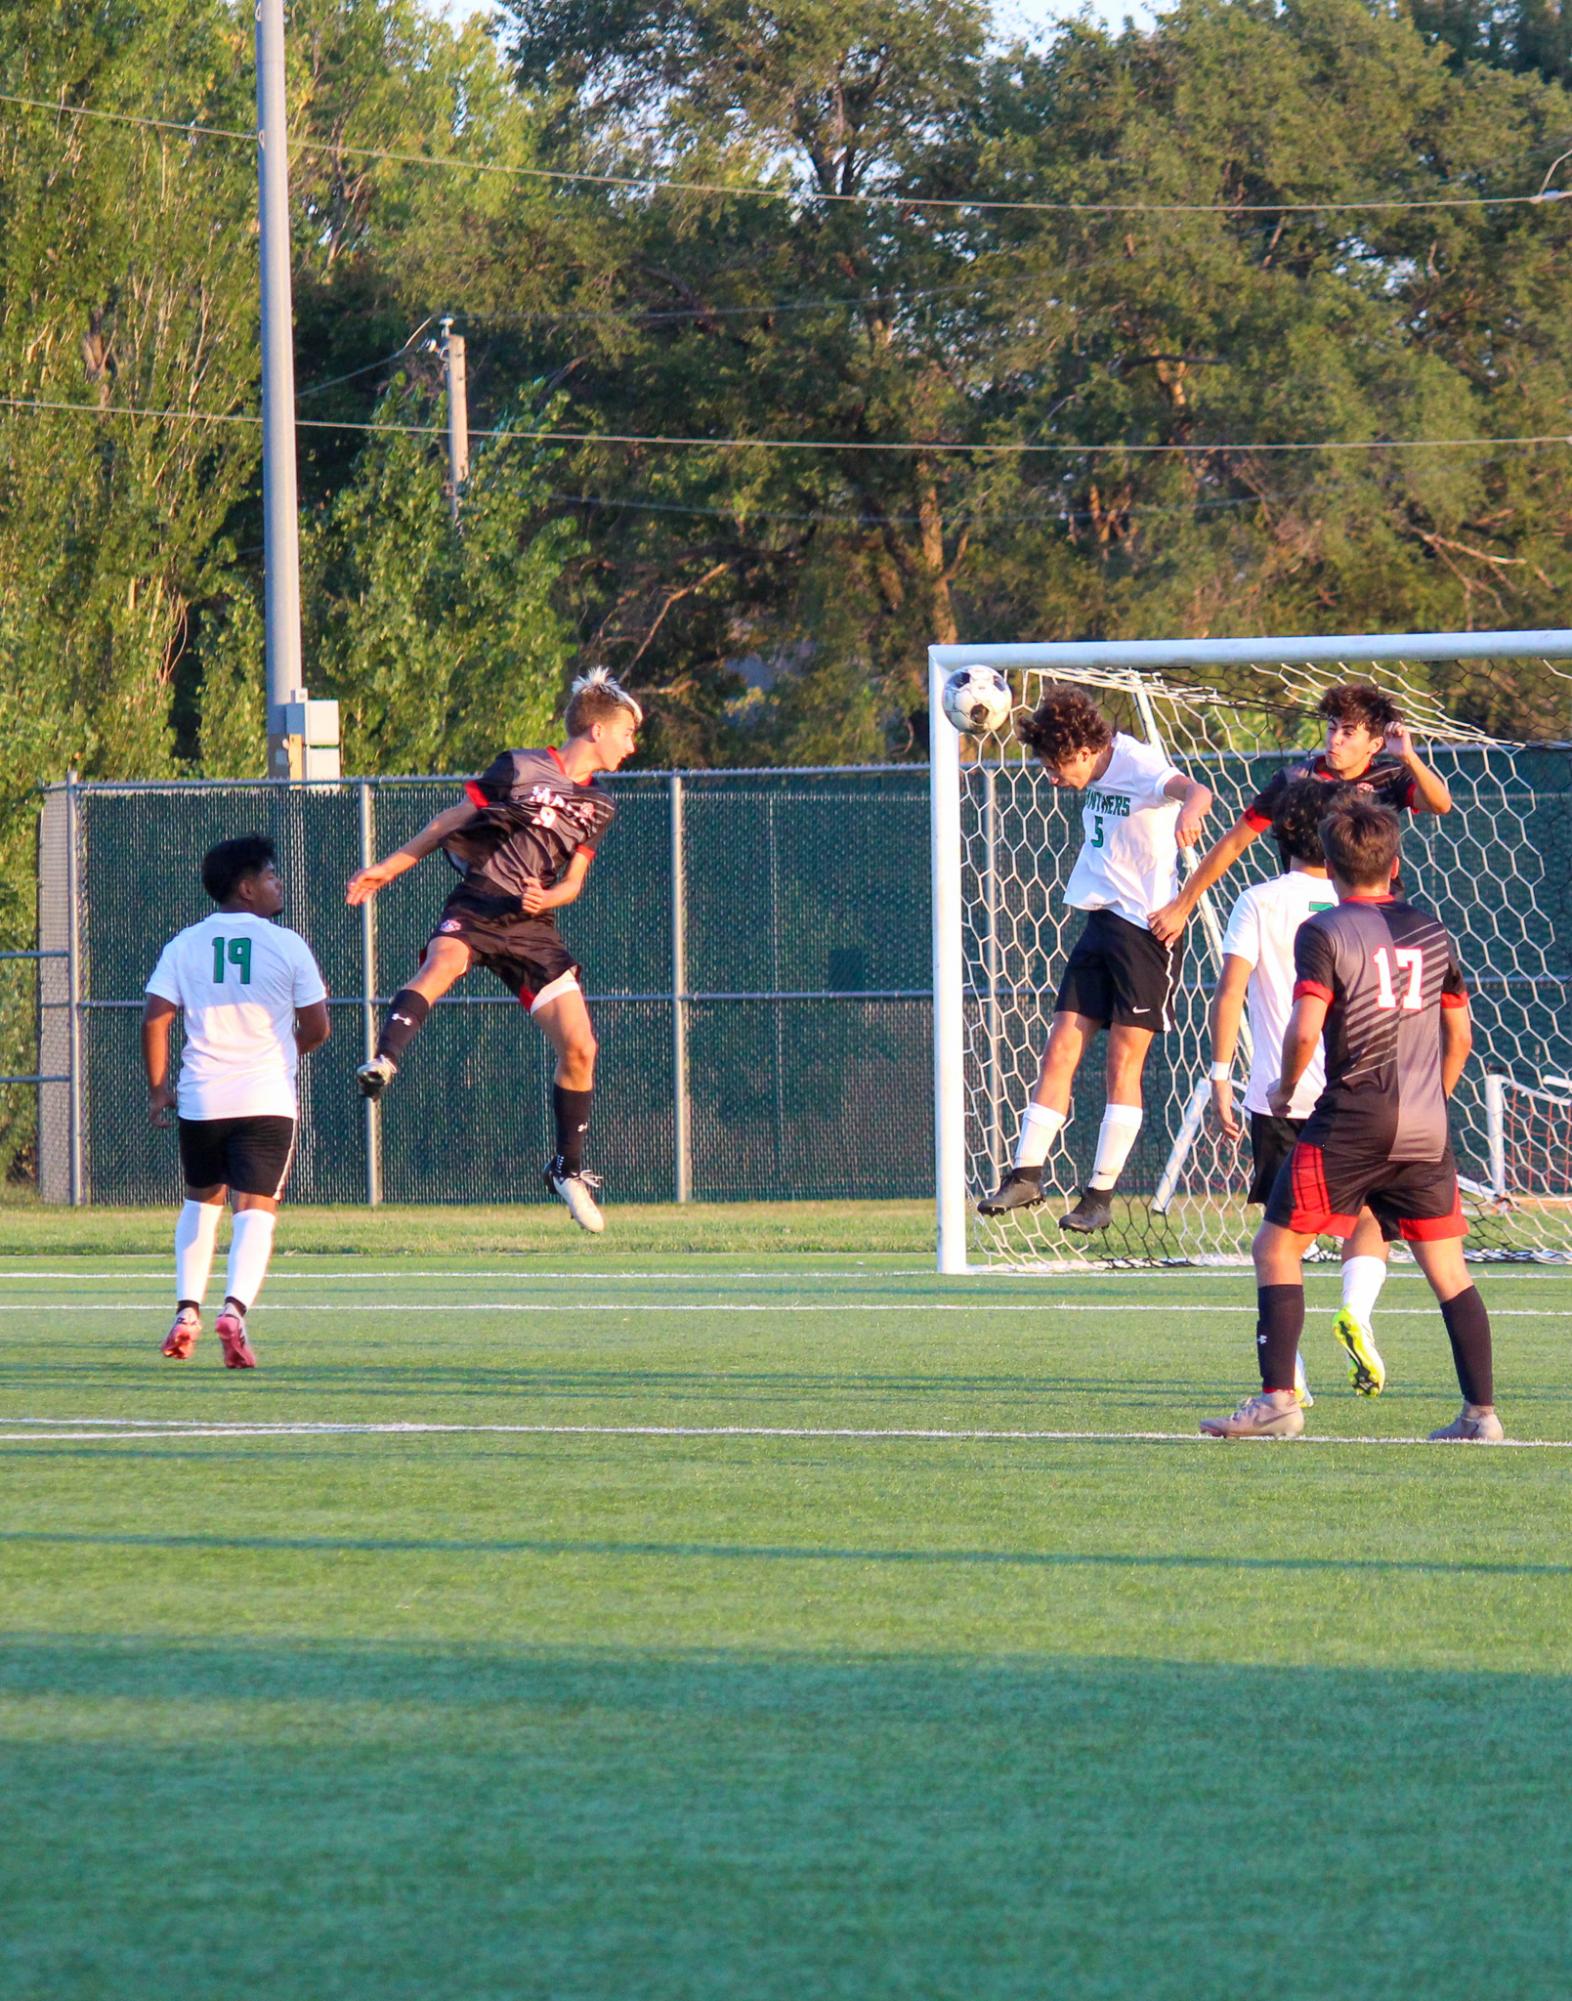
[[65, 768, 84, 1207], [670, 775, 691, 1202], [358, 780, 382, 1206]]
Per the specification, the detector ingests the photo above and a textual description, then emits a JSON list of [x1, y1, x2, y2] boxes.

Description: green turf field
[[3, 1204, 1570, 1999]]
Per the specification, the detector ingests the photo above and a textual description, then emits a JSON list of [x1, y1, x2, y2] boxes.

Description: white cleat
[[356, 1054, 397, 1101], [545, 1157, 605, 1233]]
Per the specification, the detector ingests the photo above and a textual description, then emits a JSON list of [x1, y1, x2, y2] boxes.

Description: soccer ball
[[942, 665, 1012, 737]]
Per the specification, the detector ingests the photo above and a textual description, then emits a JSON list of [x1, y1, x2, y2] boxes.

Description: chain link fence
[[13, 768, 933, 1206]]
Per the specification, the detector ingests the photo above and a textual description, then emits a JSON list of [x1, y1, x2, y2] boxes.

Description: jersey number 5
[[211, 936, 253, 985], [1373, 945, 1422, 1010]]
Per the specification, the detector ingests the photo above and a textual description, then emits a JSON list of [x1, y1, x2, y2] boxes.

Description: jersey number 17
[[1373, 945, 1422, 1011]]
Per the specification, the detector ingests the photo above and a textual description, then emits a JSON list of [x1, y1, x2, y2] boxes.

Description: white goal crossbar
[[929, 630, 1572, 1274]]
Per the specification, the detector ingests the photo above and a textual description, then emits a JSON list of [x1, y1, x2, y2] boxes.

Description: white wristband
[[1210, 1062, 1232, 1081]]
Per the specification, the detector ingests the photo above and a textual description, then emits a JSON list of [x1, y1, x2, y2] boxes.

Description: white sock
[[174, 1200, 222, 1308], [224, 1210, 278, 1316], [1089, 1104, 1143, 1192], [1341, 1253, 1387, 1326], [1014, 1103, 1067, 1170]]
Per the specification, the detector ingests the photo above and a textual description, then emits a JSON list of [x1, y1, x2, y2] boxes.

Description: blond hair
[[565, 666, 643, 738]]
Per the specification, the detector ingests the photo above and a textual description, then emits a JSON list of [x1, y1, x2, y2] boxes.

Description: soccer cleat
[[216, 1307, 257, 1370], [1294, 1354, 1314, 1409], [1331, 1307, 1387, 1397], [1199, 1392, 1306, 1440], [978, 1167, 1044, 1216], [545, 1156, 605, 1234], [1059, 1186, 1114, 1234], [162, 1309, 200, 1360], [356, 1054, 397, 1101], [1428, 1405, 1506, 1443]]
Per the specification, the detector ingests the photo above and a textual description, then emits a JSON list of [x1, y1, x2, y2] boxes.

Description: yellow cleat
[[1332, 1308, 1387, 1397]]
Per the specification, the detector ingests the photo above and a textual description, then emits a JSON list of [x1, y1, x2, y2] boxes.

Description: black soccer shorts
[[1055, 908, 1181, 1032], [428, 889, 582, 1012], [178, 1115, 298, 1199], [1264, 1136, 1467, 1242], [1247, 1111, 1302, 1208]]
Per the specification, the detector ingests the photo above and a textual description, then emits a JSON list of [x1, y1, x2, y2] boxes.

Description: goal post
[[929, 630, 1572, 1273]]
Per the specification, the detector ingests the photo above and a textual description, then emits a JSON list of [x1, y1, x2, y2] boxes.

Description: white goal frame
[[929, 629, 1572, 1274]]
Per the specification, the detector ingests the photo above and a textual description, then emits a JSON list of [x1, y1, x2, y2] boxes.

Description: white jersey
[[1062, 733, 1184, 927], [1220, 870, 1339, 1119], [146, 912, 327, 1121]]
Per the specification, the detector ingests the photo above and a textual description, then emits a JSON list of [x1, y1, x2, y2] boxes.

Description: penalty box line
[[3, 1417, 1571, 1449]]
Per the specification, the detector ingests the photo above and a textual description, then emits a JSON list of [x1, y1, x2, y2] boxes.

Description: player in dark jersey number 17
[[1201, 800, 1505, 1443], [344, 668, 642, 1233]]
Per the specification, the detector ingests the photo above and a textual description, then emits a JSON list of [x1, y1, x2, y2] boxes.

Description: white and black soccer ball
[[941, 665, 1012, 738]]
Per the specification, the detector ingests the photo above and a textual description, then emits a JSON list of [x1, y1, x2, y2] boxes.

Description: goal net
[[928, 634, 1572, 1272]]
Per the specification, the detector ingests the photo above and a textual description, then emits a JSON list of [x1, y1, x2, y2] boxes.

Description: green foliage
[[301, 380, 584, 772]]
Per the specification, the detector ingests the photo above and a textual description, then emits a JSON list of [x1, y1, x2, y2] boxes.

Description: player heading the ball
[[143, 835, 330, 1369], [979, 684, 1213, 1234], [1149, 681, 1452, 947], [1201, 799, 1501, 1442], [345, 668, 642, 1234]]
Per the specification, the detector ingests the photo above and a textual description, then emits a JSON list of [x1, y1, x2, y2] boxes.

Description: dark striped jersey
[[1292, 896, 1468, 1160], [441, 748, 615, 905], [1243, 752, 1419, 834]]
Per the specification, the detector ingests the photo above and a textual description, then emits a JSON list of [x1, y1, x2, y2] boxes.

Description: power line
[[295, 316, 434, 399], [3, 88, 1570, 217], [5, 393, 1569, 457]]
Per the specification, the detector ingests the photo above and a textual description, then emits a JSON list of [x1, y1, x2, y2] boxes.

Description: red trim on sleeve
[[1440, 989, 1468, 1009], [464, 780, 488, 812], [1242, 806, 1273, 833], [1403, 773, 1420, 810], [574, 844, 597, 860], [1293, 979, 1334, 1003]]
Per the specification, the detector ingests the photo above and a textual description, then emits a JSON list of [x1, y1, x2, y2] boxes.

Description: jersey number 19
[[211, 936, 254, 985]]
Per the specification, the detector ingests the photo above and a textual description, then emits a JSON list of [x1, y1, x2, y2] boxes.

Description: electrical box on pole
[[255, 0, 340, 782]]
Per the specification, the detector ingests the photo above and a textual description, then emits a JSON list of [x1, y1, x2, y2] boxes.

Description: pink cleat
[[162, 1309, 200, 1360], [216, 1308, 257, 1370]]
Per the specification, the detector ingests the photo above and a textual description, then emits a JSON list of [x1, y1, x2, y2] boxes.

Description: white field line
[[0, 1300, 1567, 1318], [0, 1265, 1505, 1283], [2, 1415, 1569, 1449]]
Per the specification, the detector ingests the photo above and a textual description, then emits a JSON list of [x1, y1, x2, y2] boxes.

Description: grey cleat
[[545, 1156, 605, 1233], [1428, 1405, 1506, 1443], [1059, 1186, 1114, 1234], [1199, 1392, 1306, 1440], [356, 1054, 397, 1101], [978, 1167, 1044, 1216]]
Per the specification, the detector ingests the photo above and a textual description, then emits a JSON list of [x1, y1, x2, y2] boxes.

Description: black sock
[[1256, 1283, 1305, 1393], [177, 1299, 199, 1316], [224, 1295, 249, 1318], [1441, 1286, 1494, 1405], [377, 988, 430, 1064], [553, 1084, 593, 1175]]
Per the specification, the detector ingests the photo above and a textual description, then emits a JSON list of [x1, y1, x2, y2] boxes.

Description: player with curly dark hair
[[1149, 680, 1451, 948], [980, 685, 1213, 1234]]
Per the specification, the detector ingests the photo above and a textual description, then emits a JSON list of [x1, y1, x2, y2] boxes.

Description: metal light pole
[[440, 315, 470, 523], [254, 0, 340, 780]]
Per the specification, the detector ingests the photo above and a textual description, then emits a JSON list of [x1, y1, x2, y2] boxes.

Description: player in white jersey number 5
[[143, 836, 330, 1368], [980, 684, 1212, 1234]]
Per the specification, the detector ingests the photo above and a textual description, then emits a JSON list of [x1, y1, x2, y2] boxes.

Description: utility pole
[[255, 0, 340, 781], [440, 314, 469, 524]]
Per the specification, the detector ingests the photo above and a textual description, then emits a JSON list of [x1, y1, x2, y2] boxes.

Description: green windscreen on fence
[[59, 767, 934, 1206]]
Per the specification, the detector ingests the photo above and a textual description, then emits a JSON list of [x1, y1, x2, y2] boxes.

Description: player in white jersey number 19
[[979, 684, 1213, 1235], [143, 836, 330, 1369]]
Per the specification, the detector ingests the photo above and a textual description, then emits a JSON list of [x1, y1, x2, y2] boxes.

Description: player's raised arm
[[1384, 719, 1453, 815], [346, 798, 480, 905], [1149, 815, 1262, 944], [1162, 770, 1212, 853]]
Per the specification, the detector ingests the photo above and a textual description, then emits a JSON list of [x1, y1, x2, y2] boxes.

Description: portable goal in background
[[928, 632, 1572, 1273]]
